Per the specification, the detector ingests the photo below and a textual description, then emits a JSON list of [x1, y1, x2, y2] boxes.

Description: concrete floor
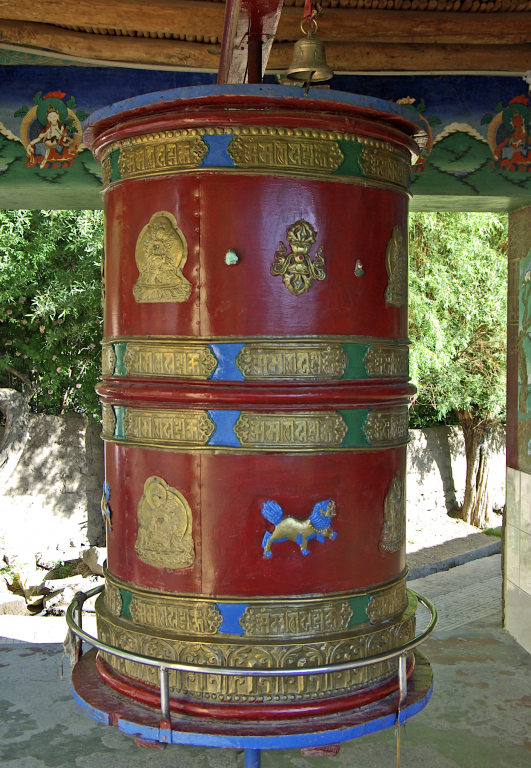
[[1, 554, 530, 768]]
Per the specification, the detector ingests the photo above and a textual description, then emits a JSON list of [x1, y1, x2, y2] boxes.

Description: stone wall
[[407, 425, 506, 525], [0, 416, 506, 560], [0, 413, 104, 562]]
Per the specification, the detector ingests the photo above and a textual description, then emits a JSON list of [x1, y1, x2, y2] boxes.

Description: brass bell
[[285, 19, 333, 86]]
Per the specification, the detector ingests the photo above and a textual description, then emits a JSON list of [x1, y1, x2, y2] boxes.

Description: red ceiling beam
[[217, 0, 285, 84]]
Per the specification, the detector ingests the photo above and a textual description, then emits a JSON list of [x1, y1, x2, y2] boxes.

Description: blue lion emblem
[[261, 499, 337, 558]]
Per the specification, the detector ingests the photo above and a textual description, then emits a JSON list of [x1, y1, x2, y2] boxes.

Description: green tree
[[409, 212, 507, 528], [0, 210, 103, 479]]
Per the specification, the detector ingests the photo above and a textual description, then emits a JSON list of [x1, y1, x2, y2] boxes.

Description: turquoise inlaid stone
[[113, 342, 128, 377], [348, 594, 372, 627], [109, 150, 121, 183], [119, 589, 133, 619], [113, 405, 126, 439], [338, 409, 370, 448], [341, 343, 371, 380], [333, 140, 365, 178]]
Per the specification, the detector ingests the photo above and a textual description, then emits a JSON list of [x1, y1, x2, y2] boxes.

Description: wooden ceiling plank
[[0, 18, 221, 67], [277, 8, 531, 43], [1, 16, 530, 72], [271, 40, 531, 70], [0, 0, 226, 37], [2, 2, 531, 44]]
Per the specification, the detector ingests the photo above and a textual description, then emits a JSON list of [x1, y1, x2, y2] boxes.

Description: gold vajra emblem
[[135, 476, 195, 569], [133, 211, 191, 303], [271, 219, 326, 296]]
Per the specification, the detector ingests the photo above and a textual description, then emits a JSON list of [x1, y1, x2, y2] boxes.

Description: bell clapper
[[304, 72, 316, 96]]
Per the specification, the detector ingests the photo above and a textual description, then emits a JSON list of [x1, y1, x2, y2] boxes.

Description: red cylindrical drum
[[85, 85, 423, 721]]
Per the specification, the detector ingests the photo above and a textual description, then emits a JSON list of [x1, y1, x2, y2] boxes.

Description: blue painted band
[[209, 343, 245, 381], [73, 673, 433, 750], [71, 685, 111, 727], [201, 135, 237, 167], [215, 603, 248, 636], [115, 682, 433, 748], [207, 410, 241, 447], [86, 85, 423, 131]]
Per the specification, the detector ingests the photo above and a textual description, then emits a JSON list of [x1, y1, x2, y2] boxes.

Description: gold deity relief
[[271, 219, 326, 296], [380, 471, 406, 553], [384, 226, 408, 308], [133, 211, 191, 303], [135, 476, 195, 570]]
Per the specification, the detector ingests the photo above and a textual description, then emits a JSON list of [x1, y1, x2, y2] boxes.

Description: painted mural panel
[[1, 65, 531, 210], [517, 244, 531, 473]]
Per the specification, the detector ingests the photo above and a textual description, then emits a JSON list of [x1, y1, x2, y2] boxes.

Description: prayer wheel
[[84, 85, 425, 723]]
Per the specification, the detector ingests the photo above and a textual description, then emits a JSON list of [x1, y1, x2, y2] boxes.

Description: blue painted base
[[71, 649, 433, 751]]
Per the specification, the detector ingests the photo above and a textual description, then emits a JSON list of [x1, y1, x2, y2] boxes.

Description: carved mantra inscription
[[101, 344, 116, 376], [364, 343, 409, 378], [130, 595, 222, 634], [359, 147, 410, 190], [101, 404, 116, 439], [123, 408, 215, 446], [123, 343, 217, 379], [104, 582, 122, 619], [234, 412, 347, 449], [364, 409, 409, 446], [366, 579, 408, 624], [236, 343, 348, 380], [228, 135, 344, 173], [240, 601, 353, 638], [118, 135, 208, 179]]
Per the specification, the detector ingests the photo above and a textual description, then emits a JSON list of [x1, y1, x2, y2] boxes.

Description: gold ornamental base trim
[[96, 592, 417, 704], [103, 569, 409, 639]]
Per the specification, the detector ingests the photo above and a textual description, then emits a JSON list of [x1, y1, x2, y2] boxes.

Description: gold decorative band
[[103, 570, 408, 639], [100, 126, 410, 191], [101, 337, 409, 382], [101, 404, 410, 451], [96, 592, 416, 704]]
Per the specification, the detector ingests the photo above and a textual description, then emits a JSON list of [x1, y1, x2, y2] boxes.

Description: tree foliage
[[0, 210, 103, 419], [408, 212, 508, 527], [409, 212, 507, 429]]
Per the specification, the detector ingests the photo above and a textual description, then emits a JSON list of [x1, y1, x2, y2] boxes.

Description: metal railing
[[67, 586, 437, 723]]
